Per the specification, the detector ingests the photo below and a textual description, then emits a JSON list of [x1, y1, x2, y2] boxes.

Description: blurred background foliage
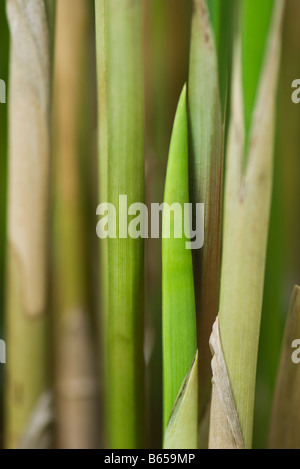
[[0, 0, 300, 449], [254, 0, 300, 448]]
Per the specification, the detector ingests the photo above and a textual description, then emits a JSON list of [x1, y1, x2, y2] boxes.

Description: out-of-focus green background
[[254, 0, 300, 448], [0, 0, 300, 449]]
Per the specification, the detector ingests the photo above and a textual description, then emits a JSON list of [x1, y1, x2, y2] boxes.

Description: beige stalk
[[5, 0, 51, 448]]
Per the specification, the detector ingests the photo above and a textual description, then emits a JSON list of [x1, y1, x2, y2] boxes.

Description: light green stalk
[[162, 86, 197, 444], [95, 0, 145, 449], [210, 0, 284, 449], [5, 0, 53, 448]]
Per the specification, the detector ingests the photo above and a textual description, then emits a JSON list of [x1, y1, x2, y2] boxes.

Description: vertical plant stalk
[[188, 0, 223, 445], [53, 0, 99, 449], [209, 0, 284, 449], [269, 286, 300, 449], [95, 1, 109, 448], [5, 0, 52, 448], [95, 0, 145, 449]]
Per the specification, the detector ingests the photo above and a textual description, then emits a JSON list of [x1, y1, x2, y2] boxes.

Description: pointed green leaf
[[162, 86, 197, 436]]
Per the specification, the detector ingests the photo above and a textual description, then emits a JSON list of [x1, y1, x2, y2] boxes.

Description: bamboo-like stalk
[[95, 1, 109, 448], [188, 0, 224, 446], [95, 0, 145, 449], [209, 0, 284, 449], [53, 0, 99, 449], [5, 0, 52, 448], [268, 286, 300, 449]]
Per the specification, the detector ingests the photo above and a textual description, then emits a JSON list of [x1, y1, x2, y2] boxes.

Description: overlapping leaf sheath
[[164, 353, 198, 449], [209, 0, 284, 449], [162, 87, 198, 449], [95, 0, 145, 449], [269, 286, 300, 449], [188, 0, 224, 444], [53, 0, 99, 449], [5, 0, 52, 448]]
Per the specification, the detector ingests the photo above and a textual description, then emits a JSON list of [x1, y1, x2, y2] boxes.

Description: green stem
[[95, 0, 145, 449], [162, 86, 197, 434]]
